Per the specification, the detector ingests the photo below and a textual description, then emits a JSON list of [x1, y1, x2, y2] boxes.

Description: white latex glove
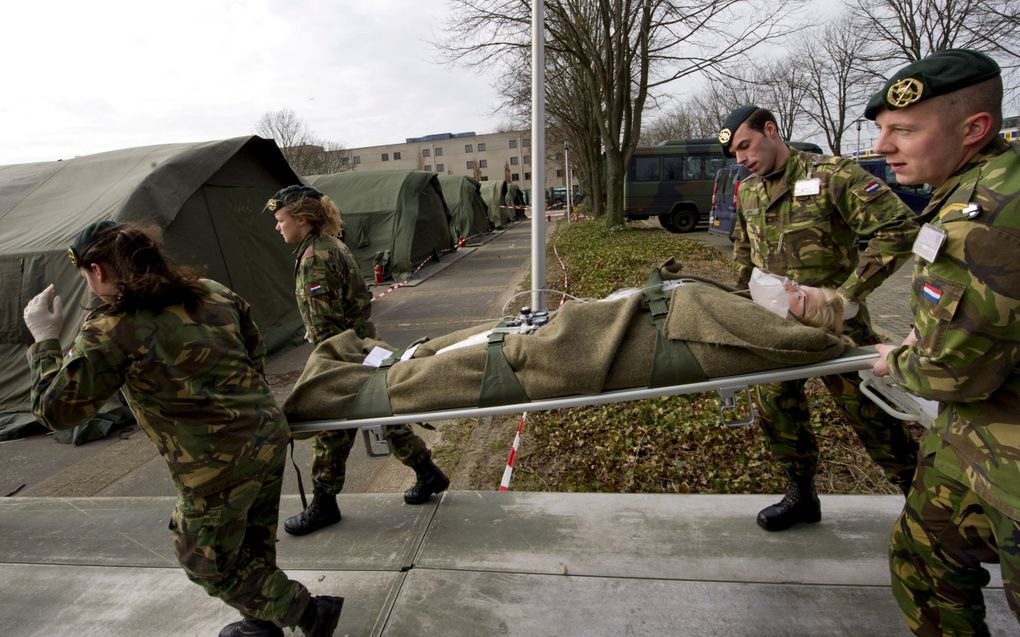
[[23, 284, 64, 342]]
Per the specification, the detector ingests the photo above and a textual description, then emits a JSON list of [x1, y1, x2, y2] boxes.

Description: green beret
[[264, 184, 324, 213], [68, 220, 123, 268], [864, 48, 1000, 120], [719, 105, 760, 157]]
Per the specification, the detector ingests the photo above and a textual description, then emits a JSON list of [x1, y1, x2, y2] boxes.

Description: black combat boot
[[218, 618, 284, 637], [403, 457, 450, 505], [298, 595, 344, 637], [756, 477, 821, 532], [284, 486, 341, 536]]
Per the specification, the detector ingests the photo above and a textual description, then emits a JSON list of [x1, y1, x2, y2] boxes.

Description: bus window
[[663, 156, 684, 181], [633, 156, 660, 181]]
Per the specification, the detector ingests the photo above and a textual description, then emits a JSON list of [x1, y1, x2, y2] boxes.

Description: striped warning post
[[498, 412, 528, 491]]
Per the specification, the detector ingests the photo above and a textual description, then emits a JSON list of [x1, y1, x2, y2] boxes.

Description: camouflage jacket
[[733, 147, 919, 300], [294, 233, 374, 345], [28, 280, 290, 497], [887, 137, 1020, 519]]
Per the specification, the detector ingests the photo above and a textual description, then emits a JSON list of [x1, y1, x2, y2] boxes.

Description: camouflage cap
[[719, 105, 760, 157], [864, 49, 1000, 120], [68, 219, 122, 268], [264, 184, 324, 212]]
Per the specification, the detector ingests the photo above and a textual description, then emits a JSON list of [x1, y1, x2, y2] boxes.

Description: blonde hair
[[800, 287, 855, 345], [288, 194, 344, 238]]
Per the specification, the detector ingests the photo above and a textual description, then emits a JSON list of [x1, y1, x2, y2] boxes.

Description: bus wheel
[[665, 208, 697, 233]]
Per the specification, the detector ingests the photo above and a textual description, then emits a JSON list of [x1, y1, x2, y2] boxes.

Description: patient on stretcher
[[284, 265, 850, 424]]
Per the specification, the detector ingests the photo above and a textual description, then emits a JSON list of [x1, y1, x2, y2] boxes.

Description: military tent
[[436, 175, 491, 240], [307, 171, 454, 281], [478, 180, 512, 228], [505, 182, 529, 220], [0, 136, 305, 441]]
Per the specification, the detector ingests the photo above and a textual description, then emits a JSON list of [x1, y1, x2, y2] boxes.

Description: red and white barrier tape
[[498, 412, 528, 491]]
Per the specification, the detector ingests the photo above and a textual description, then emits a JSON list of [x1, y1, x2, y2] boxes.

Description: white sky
[[0, 0, 508, 165]]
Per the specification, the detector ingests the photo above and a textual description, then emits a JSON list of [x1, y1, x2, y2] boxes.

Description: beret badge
[[265, 198, 279, 212], [887, 77, 924, 108], [67, 247, 79, 268], [718, 128, 732, 145]]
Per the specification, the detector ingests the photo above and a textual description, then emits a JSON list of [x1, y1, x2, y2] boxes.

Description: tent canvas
[[504, 182, 528, 220], [436, 175, 491, 240], [307, 170, 454, 281], [477, 179, 512, 228], [0, 136, 305, 440]]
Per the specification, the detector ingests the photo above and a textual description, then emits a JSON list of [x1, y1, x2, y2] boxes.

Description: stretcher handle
[[857, 370, 936, 427]]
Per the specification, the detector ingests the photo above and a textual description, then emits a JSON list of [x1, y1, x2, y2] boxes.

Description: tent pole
[[530, 0, 546, 313]]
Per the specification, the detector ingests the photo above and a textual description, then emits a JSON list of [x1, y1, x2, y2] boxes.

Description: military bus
[[624, 138, 822, 233]]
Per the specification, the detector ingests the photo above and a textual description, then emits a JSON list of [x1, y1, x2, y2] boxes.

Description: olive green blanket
[[284, 281, 846, 423]]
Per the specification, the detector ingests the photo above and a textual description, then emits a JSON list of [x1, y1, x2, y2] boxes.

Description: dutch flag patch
[[922, 282, 942, 304], [307, 282, 323, 295], [864, 181, 882, 194]]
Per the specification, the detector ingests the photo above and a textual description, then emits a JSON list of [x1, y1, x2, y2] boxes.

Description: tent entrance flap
[[290, 347, 934, 440]]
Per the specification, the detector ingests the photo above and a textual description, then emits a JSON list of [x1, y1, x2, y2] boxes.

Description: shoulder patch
[[864, 181, 883, 194], [306, 281, 326, 296]]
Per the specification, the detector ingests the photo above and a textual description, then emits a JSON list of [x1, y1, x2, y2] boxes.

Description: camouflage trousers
[[170, 445, 312, 627], [890, 433, 1020, 635], [753, 372, 919, 487], [312, 423, 430, 493]]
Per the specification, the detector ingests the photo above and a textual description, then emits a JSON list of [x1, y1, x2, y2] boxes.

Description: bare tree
[[438, 0, 805, 227], [852, 0, 1020, 72], [254, 109, 352, 176], [640, 96, 721, 145], [794, 15, 874, 155]]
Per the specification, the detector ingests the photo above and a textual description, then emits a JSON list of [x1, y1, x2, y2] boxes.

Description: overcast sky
[[1, 0, 509, 165]]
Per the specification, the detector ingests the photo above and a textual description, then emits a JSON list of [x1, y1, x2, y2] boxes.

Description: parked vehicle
[[625, 138, 821, 233], [707, 163, 751, 240]]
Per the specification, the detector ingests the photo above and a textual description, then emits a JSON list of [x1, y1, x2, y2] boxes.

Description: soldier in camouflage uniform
[[21, 221, 343, 637], [267, 185, 449, 537], [720, 104, 921, 532], [867, 49, 1020, 635]]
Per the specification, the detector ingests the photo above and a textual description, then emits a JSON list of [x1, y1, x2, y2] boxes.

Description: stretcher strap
[[479, 326, 530, 407], [643, 270, 708, 388], [347, 351, 398, 419]]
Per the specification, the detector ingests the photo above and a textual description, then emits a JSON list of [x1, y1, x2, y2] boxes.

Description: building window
[[466, 160, 475, 169], [341, 156, 350, 165], [523, 155, 530, 164], [556, 169, 563, 177], [381, 153, 389, 161], [422, 148, 431, 158], [524, 172, 531, 180], [510, 156, 519, 165], [523, 138, 530, 147], [479, 159, 487, 168], [509, 139, 518, 149], [435, 147, 444, 156], [436, 163, 445, 173], [424, 164, 432, 172], [511, 172, 520, 181], [477, 143, 486, 152], [480, 176, 489, 181], [465, 144, 473, 153], [394, 151, 401, 160], [353, 156, 361, 165]]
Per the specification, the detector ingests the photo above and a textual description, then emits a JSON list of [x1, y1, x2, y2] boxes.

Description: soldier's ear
[[961, 111, 994, 148]]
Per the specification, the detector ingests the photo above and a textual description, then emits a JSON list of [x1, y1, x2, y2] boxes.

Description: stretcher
[[289, 346, 939, 457]]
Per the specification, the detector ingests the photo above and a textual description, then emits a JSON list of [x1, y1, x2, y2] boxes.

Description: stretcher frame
[[289, 346, 937, 456]]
